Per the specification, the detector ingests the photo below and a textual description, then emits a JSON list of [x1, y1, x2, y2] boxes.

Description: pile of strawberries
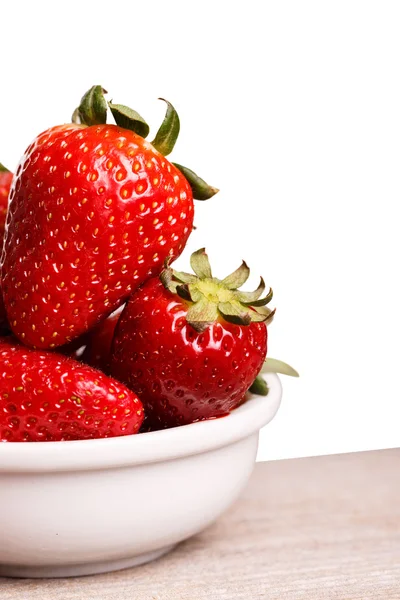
[[0, 86, 277, 442]]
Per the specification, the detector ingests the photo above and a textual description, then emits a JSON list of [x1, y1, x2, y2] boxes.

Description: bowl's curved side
[[0, 433, 259, 578], [0, 374, 282, 473]]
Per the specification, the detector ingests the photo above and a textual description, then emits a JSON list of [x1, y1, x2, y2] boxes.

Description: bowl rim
[[0, 373, 282, 473]]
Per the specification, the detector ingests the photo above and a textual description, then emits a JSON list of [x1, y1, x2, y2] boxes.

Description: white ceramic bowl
[[0, 374, 282, 579]]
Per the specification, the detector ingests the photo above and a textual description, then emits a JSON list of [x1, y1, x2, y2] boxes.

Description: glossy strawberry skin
[[0, 338, 144, 442], [110, 278, 267, 429], [81, 310, 121, 372], [0, 170, 12, 243], [1, 124, 193, 349], [0, 170, 12, 330]]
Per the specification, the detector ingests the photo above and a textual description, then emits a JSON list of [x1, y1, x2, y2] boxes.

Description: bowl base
[[0, 544, 176, 579]]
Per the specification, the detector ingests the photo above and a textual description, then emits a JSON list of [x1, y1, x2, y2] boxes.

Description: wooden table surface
[[0, 448, 399, 599]]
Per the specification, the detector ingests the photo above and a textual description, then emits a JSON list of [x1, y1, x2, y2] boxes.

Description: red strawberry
[[0, 163, 13, 332], [1, 86, 217, 349], [0, 337, 144, 442], [110, 249, 275, 429], [80, 309, 122, 372], [0, 163, 12, 243]]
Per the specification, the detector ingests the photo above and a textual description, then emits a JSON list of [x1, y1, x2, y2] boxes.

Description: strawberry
[[0, 337, 144, 442], [1, 86, 217, 349], [110, 249, 275, 429], [80, 309, 122, 372], [0, 163, 12, 332], [0, 163, 12, 243]]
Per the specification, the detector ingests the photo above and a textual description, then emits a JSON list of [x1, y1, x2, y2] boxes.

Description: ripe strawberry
[[80, 309, 122, 372], [0, 163, 12, 332], [0, 337, 144, 442], [1, 86, 217, 349], [110, 249, 275, 429], [0, 163, 12, 243]]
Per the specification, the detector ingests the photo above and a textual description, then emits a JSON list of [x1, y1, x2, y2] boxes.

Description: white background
[[1, 1, 399, 461]]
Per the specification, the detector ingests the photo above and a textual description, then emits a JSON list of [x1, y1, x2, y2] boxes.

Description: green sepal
[[72, 85, 108, 126], [151, 98, 180, 156], [161, 266, 198, 298], [176, 284, 193, 302], [218, 302, 251, 326], [159, 248, 275, 332], [173, 163, 219, 201], [161, 268, 199, 299], [190, 248, 212, 279], [235, 277, 266, 303], [186, 298, 219, 332], [222, 261, 250, 290], [172, 270, 198, 284], [249, 375, 269, 396], [244, 287, 273, 307], [261, 357, 299, 377], [71, 108, 81, 124], [249, 309, 273, 323], [109, 102, 150, 138], [187, 284, 203, 303], [160, 266, 174, 291], [252, 306, 276, 325], [0, 162, 10, 173]]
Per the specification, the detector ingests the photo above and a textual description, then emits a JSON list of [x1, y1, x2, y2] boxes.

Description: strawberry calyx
[[249, 376, 269, 396], [72, 85, 108, 126], [0, 162, 10, 173], [172, 164, 219, 200], [249, 357, 299, 395], [261, 357, 299, 377], [151, 98, 180, 156], [108, 102, 150, 138], [161, 248, 275, 332], [71, 85, 218, 200]]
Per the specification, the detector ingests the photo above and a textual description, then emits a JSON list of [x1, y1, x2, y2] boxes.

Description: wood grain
[[0, 449, 399, 599]]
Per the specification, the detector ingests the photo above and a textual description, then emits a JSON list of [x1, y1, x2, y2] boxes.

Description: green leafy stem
[[71, 85, 218, 201], [249, 358, 299, 396]]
